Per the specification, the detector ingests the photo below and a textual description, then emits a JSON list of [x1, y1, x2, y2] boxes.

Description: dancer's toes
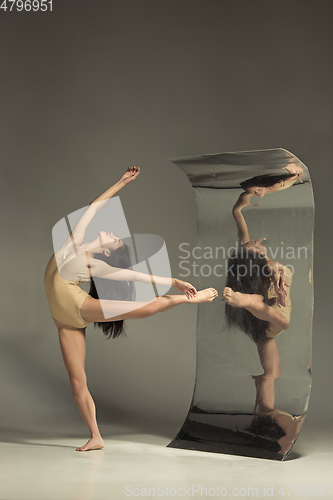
[[207, 288, 218, 301], [222, 287, 245, 307], [190, 288, 218, 303], [76, 436, 105, 452], [222, 287, 232, 302], [223, 288, 252, 308]]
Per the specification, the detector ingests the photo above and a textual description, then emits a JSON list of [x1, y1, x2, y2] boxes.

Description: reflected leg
[[252, 338, 281, 414], [223, 288, 289, 336]]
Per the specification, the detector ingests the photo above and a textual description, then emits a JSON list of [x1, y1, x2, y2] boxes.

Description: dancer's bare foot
[[282, 165, 304, 177], [276, 412, 307, 458], [76, 436, 105, 452], [223, 287, 245, 307], [189, 288, 218, 303], [222, 287, 265, 309], [222, 287, 248, 307]]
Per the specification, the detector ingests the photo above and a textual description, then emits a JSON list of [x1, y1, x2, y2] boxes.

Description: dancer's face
[[246, 186, 266, 197], [98, 231, 124, 251], [243, 239, 266, 257]]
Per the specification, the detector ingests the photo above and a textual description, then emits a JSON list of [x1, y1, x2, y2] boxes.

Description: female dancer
[[240, 164, 304, 199], [222, 190, 292, 340], [44, 166, 218, 451], [222, 191, 292, 411]]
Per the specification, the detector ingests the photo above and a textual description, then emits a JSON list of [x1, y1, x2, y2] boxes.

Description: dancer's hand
[[173, 279, 197, 299], [120, 166, 140, 185], [282, 165, 304, 177]]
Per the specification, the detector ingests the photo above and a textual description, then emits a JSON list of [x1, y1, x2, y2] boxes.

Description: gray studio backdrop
[[0, 0, 332, 439]]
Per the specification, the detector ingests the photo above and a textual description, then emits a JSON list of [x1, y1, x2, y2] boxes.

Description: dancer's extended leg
[[252, 338, 281, 414], [81, 288, 218, 323]]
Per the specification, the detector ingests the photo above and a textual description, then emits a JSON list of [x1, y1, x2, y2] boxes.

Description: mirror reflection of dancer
[[44, 167, 218, 452], [240, 164, 304, 200], [251, 373, 306, 459], [223, 191, 292, 341], [222, 191, 292, 422]]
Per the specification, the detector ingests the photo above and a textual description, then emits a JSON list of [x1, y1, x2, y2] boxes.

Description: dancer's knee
[[261, 364, 281, 379], [278, 316, 290, 332], [70, 374, 88, 397]]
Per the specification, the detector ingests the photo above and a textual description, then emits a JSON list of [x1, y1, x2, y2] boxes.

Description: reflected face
[[243, 239, 266, 257], [98, 231, 124, 251], [246, 186, 267, 197]]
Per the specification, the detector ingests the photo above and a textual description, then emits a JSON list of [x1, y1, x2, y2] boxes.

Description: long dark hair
[[240, 173, 295, 191], [247, 414, 285, 441], [88, 243, 136, 339], [225, 249, 275, 343]]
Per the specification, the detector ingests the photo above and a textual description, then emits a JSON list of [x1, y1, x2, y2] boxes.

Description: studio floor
[[0, 423, 332, 500]]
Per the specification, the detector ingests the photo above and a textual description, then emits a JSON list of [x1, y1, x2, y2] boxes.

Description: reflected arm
[[232, 192, 254, 245], [232, 208, 250, 245], [232, 193, 253, 245]]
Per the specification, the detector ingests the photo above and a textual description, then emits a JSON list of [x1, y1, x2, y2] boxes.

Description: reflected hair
[[247, 415, 286, 441], [225, 249, 275, 343], [240, 173, 295, 191], [88, 243, 136, 339]]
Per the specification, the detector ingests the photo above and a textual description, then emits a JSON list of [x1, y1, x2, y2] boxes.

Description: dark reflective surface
[[168, 148, 313, 461]]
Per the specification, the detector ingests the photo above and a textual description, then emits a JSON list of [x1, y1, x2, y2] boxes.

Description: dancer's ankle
[[91, 431, 102, 439]]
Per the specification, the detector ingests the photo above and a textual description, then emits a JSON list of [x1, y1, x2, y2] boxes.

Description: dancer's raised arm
[[232, 192, 253, 245], [69, 167, 140, 247]]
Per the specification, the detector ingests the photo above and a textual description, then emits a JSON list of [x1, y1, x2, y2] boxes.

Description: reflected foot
[[223, 288, 265, 309], [222, 286, 264, 307], [222, 287, 247, 307], [76, 436, 105, 452], [189, 288, 218, 303], [277, 412, 307, 458]]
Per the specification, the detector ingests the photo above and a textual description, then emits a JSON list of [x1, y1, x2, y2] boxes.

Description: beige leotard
[[44, 238, 92, 328], [266, 264, 292, 338]]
